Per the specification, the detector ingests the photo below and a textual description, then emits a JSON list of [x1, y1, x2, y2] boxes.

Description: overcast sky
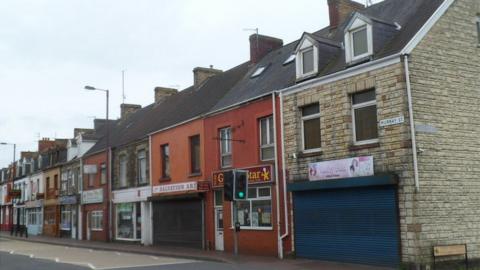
[[0, 0, 380, 168]]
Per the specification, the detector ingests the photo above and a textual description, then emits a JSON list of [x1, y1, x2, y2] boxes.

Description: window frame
[[119, 155, 128, 187], [219, 127, 232, 168], [90, 211, 103, 231], [231, 186, 272, 230], [160, 144, 170, 179], [100, 163, 107, 185], [137, 150, 147, 185], [351, 90, 379, 145], [345, 18, 373, 63], [301, 104, 322, 153], [259, 116, 275, 161], [298, 46, 316, 78], [189, 135, 201, 174]]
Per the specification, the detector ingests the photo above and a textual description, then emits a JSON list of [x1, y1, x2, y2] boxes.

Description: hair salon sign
[[308, 156, 374, 181]]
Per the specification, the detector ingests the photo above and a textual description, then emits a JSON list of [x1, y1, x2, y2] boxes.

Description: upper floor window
[[301, 104, 321, 151], [161, 144, 170, 179], [259, 116, 274, 161], [345, 15, 373, 63], [352, 89, 378, 144], [100, 163, 107, 185], [301, 47, 314, 74], [137, 150, 147, 184], [295, 34, 319, 80], [219, 127, 232, 168], [119, 155, 128, 187], [190, 135, 201, 174]]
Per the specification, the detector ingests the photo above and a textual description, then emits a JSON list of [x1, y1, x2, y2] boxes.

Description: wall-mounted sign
[[81, 188, 103, 204], [308, 156, 374, 181], [59, 195, 78, 205], [212, 165, 273, 188], [153, 181, 198, 194], [379, 116, 404, 127], [83, 164, 97, 174]]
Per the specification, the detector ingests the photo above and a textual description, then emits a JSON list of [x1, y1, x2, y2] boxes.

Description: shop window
[[190, 135, 201, 174], [116, 203, 141, 240], [219, 127, 232, 168], [259, 116, 275, 161], [301, 104, 321, 151], [60, 207, 71, 231], [100, 163, 107, 185], [233, 186, 272, 229], [119, 155, 128, 187], [137, 150, 147, 185], [90, 211, 103, 231], [161, 144, 170, 179], [352, 89, 378, 144]]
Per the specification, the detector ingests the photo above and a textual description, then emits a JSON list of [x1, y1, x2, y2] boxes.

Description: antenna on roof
[[122, 69, 126, 104]]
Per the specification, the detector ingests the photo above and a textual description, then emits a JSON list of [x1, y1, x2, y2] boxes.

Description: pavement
[[0, 232, 396, 270]]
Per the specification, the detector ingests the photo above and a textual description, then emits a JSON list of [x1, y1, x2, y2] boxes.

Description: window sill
[[188, 172, 202, 178], [349, 142, 380, 151], [159, 177, 171, 182], [295, 72, 318, 83], [230, 226, 273, 231], [298, 149, 323, 158]]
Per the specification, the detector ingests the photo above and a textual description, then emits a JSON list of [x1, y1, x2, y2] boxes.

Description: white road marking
[[150, 256, 159, 260], [29, 254, 34, 258], [55, 257, 60, 262], [94, 261, 194, 270], [9, 250, 14, 254], [88, 263, 97, 269]]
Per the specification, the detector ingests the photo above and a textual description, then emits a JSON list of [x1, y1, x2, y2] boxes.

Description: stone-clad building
[[280, 0, 480, 267]]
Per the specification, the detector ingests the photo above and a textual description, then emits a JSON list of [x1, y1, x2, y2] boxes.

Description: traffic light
[[234, 170, 248, 200], [223, 170, 234, 201]]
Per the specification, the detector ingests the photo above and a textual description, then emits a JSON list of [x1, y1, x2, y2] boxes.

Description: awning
[[288, 173, 398, 192]]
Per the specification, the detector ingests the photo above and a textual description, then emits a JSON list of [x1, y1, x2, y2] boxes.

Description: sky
[[0, 0, 381, 168]]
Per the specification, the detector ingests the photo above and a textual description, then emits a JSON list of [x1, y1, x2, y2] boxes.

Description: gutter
[[403, 55, 420, 192], [272, 92, 283, 259], [278, 92, 289, 248]]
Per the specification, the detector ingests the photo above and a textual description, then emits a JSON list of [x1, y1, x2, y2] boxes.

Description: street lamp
[[0, 142, 16, 168], [84, 85, 111, 241]]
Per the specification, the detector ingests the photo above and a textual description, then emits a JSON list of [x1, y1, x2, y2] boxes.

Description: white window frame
[[352, 91, 379, 145], [345, 17, 373, 63], [90, 211, 103, 231], [137, 150, 147, 185], [219, 127, 232, 168], [100, 163, 107, 185], [231, 186, 272, 230], [119, 155, 127, 187], [301, 104, 322, 153], [295, 36, 319, 80], [115, 202, 141, 241], [259, 116, 275, 161]]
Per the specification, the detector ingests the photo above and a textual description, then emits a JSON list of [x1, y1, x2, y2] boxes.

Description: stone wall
[[112, 140, 149, 190]]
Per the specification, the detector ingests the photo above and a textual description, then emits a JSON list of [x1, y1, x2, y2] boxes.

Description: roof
[[209, 0, 444, 111], [85, 62, 249, 154]]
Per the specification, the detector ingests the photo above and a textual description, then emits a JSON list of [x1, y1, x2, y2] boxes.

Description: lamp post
[[84, 85, 111, 241]]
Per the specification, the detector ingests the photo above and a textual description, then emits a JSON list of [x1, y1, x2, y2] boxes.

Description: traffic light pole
[[233, 200, 238, 256]]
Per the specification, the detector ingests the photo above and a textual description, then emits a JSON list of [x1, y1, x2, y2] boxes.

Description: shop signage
[[308, 156, 374, 181], [82, 188, 103, 204], [153, 181, 197, 194], [25, 199, 43, 208], [83, 164, 97, 174], [59, 195, 77, 205], [212, 165, 273, 188], [379, 116, 404, 127]]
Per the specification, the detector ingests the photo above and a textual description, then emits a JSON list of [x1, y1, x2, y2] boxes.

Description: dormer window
[[295, 34, 319, 80], [345, 14, 373, 63]]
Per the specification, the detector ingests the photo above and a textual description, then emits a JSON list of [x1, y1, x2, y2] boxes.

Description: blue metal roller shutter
[[294, 185, 399, 267]]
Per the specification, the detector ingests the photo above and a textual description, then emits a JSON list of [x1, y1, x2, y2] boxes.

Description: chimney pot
[[328, 0, 364, 29], [193, 67, 222, 88], [154, 87, 178, 103], [249, 34, 283, 64]]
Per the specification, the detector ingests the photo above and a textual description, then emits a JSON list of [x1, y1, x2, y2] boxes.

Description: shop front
[[59, 195, 79, 238], [43, 199, 59, 237], [150, 181, 209, 249], [25, 199, 43, 235], [82, 188, 107, 241], [210, 165, 277, 256], [288, 156, 400, 267], [112, 186, 151, 244]]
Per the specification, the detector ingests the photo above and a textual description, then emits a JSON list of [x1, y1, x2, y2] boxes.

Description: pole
[[233, 200, 238, 256], [106, 90, 112, 241]]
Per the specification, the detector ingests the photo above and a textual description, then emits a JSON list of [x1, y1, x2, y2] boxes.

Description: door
[[215, 208, 224, 251], [86, 212, 91, 241], [294, 185, 400, 267], [71, 208, 77, 239]]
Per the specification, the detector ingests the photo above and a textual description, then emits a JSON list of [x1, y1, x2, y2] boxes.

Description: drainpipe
[[403, 54, 420, 192], [279, 92, 290, 255], [272, 92, 283, 259]]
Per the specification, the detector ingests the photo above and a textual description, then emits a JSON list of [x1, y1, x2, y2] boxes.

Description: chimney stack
[[193, 66, 222, 88], [249, 34, 283, 64], [154, 87, 178, 103], [94, 119, 107, 131], [38, 138, 55, 153], [120, 104, 141, 119], [327, 0, 364, 29]]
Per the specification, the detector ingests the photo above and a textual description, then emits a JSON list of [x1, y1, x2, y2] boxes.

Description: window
[[27, 208, 42, 225], [60, 207, 71, 230], [88, 172, 94, 187], [116, 202, 141, 240], [233, 186, 272, 229], [47, 177, 52, 189], [219, 128, 232, 168], [259, 116, 275, 161], [251, 66, 266, 78], [301, 48, 314, 74], [161, 144, 170, 179], [119, 155, 127, 187], [214, 189, 223, 207], [352, 89, 378, 144], [90, 211, 103, 231], [190, 135, 201, 174], [477, 15, 480, 45], [301, 104, 321, 151], [283, 54, 295, 65], [345, 17, 373, 63], [137, 150, 147, 184], [352, 26, 368, 57], [54, 174, 58, 189], [100, 163, 107, 185]]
